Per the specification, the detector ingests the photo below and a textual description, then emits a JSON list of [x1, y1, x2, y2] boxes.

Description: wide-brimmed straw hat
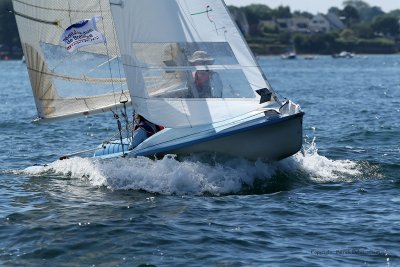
[[188, 50, 214, 65]]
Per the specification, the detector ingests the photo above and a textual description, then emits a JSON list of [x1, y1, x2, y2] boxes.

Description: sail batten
[[13, 10, 60, 26]]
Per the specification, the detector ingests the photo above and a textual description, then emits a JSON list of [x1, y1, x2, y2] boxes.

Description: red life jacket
[[194, 71, 210, 87]]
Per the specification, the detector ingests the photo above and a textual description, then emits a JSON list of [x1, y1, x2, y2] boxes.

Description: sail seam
[[122, 63, 258, 70], [36, 93, 128, 101], [14, 0, 102, 13], [26, 67, 127, 84], [127, 95, 258, 102]]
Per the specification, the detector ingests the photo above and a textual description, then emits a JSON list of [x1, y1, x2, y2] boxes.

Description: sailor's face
[[134, 115, 141, 124]]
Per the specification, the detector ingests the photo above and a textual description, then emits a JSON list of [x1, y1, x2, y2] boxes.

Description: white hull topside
[[130, 110, 304, 161]]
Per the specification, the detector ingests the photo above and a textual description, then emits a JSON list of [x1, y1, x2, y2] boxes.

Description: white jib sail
[[110, 0, 276, 128], [12, 0, 128, 121]]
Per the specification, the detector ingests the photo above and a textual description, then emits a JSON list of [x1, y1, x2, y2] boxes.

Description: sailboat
[[281, 43, 297, 60], [12, 0, 304, 162]]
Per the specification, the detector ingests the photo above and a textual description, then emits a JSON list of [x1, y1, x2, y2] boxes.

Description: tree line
[[0, 0, 20, 58], [228, 0, 400, 54]]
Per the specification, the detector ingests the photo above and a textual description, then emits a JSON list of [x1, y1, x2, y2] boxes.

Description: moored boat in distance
[[332, 51, 355, 58], [281, 52, 297, 60]]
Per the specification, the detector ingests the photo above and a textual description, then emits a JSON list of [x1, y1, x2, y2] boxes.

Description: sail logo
[[61, 17, 106, 53]]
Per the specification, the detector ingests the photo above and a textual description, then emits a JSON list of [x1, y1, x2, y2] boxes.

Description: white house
[[275, 17, 311, 33], [311, 13, 345, 32]]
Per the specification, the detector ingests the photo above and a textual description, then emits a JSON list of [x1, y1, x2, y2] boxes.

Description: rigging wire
[[98, 0, 118, 109], [109, 12, 126, 94], [110, 13, 131, 137], [96, 0, 131, 151], [111, 110, 126, 157], [120, 102, 131, 141]]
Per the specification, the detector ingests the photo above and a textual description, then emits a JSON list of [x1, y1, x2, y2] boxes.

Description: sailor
[[129, 114, 163, 150], [188, 50, 222, 98]]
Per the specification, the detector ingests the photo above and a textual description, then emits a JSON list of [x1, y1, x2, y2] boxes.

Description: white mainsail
[[110, 0, 277, 128], [12, 0, 128, 121]]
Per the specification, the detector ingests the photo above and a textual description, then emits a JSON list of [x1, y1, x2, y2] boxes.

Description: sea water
[[0, 55, 399, 266]]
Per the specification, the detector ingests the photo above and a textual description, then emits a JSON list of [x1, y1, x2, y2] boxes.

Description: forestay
[[12, 0, 128, 121], [110, 0, 277, 128]]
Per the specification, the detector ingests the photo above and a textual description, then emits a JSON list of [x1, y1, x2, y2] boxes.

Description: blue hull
[[93, 111, 304, 161]]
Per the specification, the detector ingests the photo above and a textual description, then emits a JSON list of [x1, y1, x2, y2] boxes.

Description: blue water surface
[[0, 55, 399, 266]]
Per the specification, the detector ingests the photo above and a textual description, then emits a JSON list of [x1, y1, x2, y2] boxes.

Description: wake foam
[[19, 138, 364, 195], [282, 138, 362, 182]]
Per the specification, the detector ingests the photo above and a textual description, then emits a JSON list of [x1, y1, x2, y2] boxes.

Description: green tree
[[351, 22, 374, 38], [362, 6, 384, 21], [343, 0, 370, 10], [328, 7, 341, 16], [388, 10, 400, 18], [293, 11, 313, 19], [260, 22, 278, 34], [339, 29, 357, 40], [241, 4, 274, 36], [242, 4, 273, 23], [371, 15, 400, 36], [341, 5, 360, 26], [273, 6, 292, 19], [228, 6, 249, 36], [0, 0, 21, 57], [294, 33, 337, 54], [278, 31, 292, 44], [342, 0, 383, 21]]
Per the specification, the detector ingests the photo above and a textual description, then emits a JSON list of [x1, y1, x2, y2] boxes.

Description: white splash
[[21, 138, 362, 195], [281, 137, 362, 182]]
